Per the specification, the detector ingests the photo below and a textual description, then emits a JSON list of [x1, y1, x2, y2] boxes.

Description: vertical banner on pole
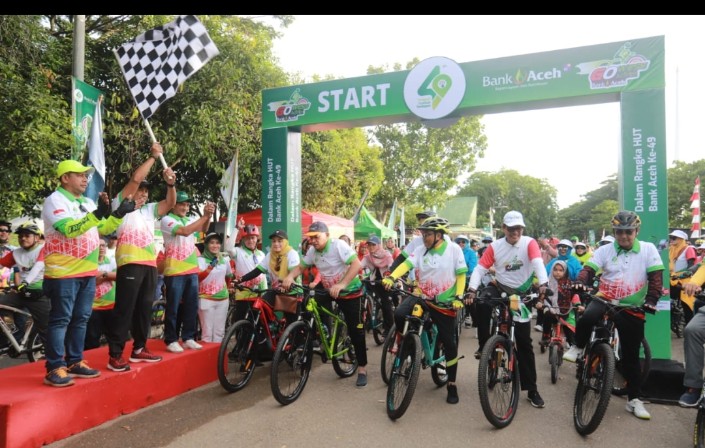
[[620, 88, 669, 359], [691, 176, 701, 239], [71, 77, 103, 161]]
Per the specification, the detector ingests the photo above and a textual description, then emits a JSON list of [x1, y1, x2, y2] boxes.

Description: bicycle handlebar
[[579, 292, 647, 315]]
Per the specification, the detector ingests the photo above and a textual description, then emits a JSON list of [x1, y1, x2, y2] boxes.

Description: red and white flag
[[691, 176, 701, 239]]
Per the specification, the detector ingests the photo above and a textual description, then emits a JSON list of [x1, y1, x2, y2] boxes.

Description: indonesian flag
[[692, 176, 701, 239]]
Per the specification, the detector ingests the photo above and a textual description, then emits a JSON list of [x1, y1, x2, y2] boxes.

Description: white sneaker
[[626, 398, 651, 420], [534, 324, 543, 332], [563, 345, 583, 363], [166, 341, 184, 353], [464, 316, 473, 328], [183, 339, 203, 350]]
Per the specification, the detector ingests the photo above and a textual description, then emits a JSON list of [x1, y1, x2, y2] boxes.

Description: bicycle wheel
[[477, 334, 520, 429], [380, 324, 397, 385], [431, 337, 448, 387], [26, 328, 45, 362], [217, 320, 257, 393], [573, 342, 615, 436], [270, 320, 313, 405], [372, 303, 386, 345], [615, 336, 652, 392], [695, 406, 705, 448], [387, 332, 422, 420], [332, 317, 358, 378], [549, 343, 559, 384]]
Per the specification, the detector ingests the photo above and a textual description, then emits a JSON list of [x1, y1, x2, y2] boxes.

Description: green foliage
[[667, 160, 705, 228]]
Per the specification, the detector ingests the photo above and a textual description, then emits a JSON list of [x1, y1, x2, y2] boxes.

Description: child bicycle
[[475, 287, 542, 429], [384, 284, 457, 421], [540, 303, 580, 385], [269, 284, 357, 405], [217, 284, 298, 393], [571, 293, 651, 436]]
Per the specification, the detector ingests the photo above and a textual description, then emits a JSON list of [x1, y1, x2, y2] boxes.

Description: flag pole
[[142, 117, 169, 170]]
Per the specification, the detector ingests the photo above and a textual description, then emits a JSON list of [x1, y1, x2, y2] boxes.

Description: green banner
[[262, 36, 664, 131], [71, 77, 103, 161]]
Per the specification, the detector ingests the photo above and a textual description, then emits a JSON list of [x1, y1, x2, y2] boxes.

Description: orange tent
[[224, 209, 355, 241]]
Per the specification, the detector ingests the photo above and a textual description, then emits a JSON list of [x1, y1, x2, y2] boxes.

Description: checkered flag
[[114, 15, 220, 119]]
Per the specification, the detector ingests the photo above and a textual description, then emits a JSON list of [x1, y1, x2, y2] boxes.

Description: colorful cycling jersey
[[302, 239, 362, 296], [161, 213, 200, 277], [470, 236, 548, 293], [403, 239, 467, 303], [197, 254, 233, 300], [112, 197, 159, 268], [42, 188, 100, 279], [228, 245, 267, 299], [585, 239, 664, 306], [0, 244, 44, 289], [256, 248, 300, 290], [93, 256, 117, 310]]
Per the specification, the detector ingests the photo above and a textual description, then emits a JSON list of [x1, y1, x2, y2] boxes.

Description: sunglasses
[[506, 226, 523, 233], [669, 236, 680, 241], [0, 229, 8, 233], [615, 229, 635, 236]]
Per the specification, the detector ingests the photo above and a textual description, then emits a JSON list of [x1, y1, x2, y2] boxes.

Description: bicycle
[[385, 285, 456, 420], [217, 284, 296, 393], [475, 288, 542, 429], [540, 303, 580, 385], [572, 293, 650, 436], [270, 284, 357, 405], [0, 300, 45, 363], [361, 278, 389, 346]]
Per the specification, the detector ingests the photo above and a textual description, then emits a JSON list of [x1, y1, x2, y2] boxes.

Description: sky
[[266, 15, 704, 209]]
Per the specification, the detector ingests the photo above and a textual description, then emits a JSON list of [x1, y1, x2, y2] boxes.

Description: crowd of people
[[1, 157, 704, 421]]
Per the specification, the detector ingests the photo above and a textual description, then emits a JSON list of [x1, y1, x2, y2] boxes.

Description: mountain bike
[[217, 284, 296, 393], [361, 278, 389, 346], [270, 284, 357, 405], [385, 286, 455, 420], [0, 301, 44, 363], [475, 287, 542, 429], [572, 293, 649, 436]]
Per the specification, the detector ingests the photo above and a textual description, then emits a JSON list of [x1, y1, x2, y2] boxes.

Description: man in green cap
[[41, 159, 135, 387], [160, 191, 215, 353]]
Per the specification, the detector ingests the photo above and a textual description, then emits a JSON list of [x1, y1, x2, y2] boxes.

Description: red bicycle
[[540, 304, 579, 384]]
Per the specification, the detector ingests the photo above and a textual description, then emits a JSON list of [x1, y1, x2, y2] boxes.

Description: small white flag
[[84, 100, 105, 202], [220, 154, 239, 253]]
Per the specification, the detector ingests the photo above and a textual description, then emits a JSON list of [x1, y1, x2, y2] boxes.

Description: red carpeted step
[[0, 340, 219, 448]]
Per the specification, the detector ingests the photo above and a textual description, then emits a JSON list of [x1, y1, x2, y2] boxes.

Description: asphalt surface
[[41, 319, 696, 448]]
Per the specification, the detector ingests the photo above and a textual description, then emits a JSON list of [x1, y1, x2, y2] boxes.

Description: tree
[[667, 160, 705, 229], [457, 169, 558, 237]]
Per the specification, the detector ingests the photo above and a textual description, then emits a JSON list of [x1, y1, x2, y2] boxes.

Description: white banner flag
[[220, 153, 239, 253]]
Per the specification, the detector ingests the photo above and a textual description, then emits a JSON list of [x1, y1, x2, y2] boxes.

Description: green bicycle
[[270, 284, 357, 405]]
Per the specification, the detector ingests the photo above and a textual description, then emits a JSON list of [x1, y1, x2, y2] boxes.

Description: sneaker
[[107, 356, 131, 372], [356, 372, 367, 387], [534, 324, 543, 332], [44, 367, 75, 387], [626, 398, 651, 419], [474, 349, 482, 360], [129, 347, 163, 363], [447, 384, 459, 404], [183, 339, 203, 350], [166, 341, 184, 353], [464, 316, 473, 328], [563, 345, 584, 363], [312, 339, 322, 354], [67, 360, 101, 378], [528, 390, 545, 408], [679, 388, 701, 408]]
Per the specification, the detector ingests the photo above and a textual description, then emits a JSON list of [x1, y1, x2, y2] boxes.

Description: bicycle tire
[[695, 406, 705, 448], [26, 328, 45, 362], [431, 337, 449, 387], [331, 315, 358, 378], [477, 334, 520, 429], [380, 323, 397, 385], [387, 332, 422, 420], [372, 304, 386, 345], [217, 320, 257, 393], [270, 321, 313, 405], [573, 342, 615, 436], [614, 336, 652, 392], [549, 344, 559, 384]]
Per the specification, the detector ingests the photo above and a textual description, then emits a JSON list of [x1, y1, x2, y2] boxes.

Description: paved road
[[45, 322, 696, 448]]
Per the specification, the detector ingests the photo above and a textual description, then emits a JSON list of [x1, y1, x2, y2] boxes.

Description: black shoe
[[356, 373, 367, 387], [474, 349, 482, 360], [528, 390, 545, 408], [447, 384, 459, 404]]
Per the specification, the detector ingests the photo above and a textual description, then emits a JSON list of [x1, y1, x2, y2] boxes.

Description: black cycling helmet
[[15, 222, 41, 236], [415, 210, 437, 220], [611, 210, 641, 230], [417, 217, 450, 234]]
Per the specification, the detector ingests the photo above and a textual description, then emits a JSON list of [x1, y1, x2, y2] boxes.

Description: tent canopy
[[354, 206, 396, 241], [230, 209, 354, 241]]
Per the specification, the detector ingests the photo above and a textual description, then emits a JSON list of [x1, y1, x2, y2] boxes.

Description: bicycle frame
[[0, 303, 38, 358], [398, 300, 444, 368], [302, 293, 349, 361]]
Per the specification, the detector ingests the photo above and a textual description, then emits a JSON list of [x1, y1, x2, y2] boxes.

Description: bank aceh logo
[[404, 57, 466, 120]]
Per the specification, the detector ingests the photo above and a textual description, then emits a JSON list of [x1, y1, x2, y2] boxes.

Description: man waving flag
[[114, 15, 220, 119]]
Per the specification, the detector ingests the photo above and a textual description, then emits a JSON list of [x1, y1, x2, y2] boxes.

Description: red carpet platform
[[0, 340, 219, 448]]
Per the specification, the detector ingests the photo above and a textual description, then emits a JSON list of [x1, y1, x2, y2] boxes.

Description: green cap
[[57, 160, 94, 178], [175, 191, 190, 203]]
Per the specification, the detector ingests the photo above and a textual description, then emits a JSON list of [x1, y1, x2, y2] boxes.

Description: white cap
[[503, 210, 525, 227], [699, 243, 705, 250], [574, 241, 587, 248], [669, 230, 688, 240], [599, 235, 616, 244], [455, 234, 469, 242], [558, 239, 573, 248]]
